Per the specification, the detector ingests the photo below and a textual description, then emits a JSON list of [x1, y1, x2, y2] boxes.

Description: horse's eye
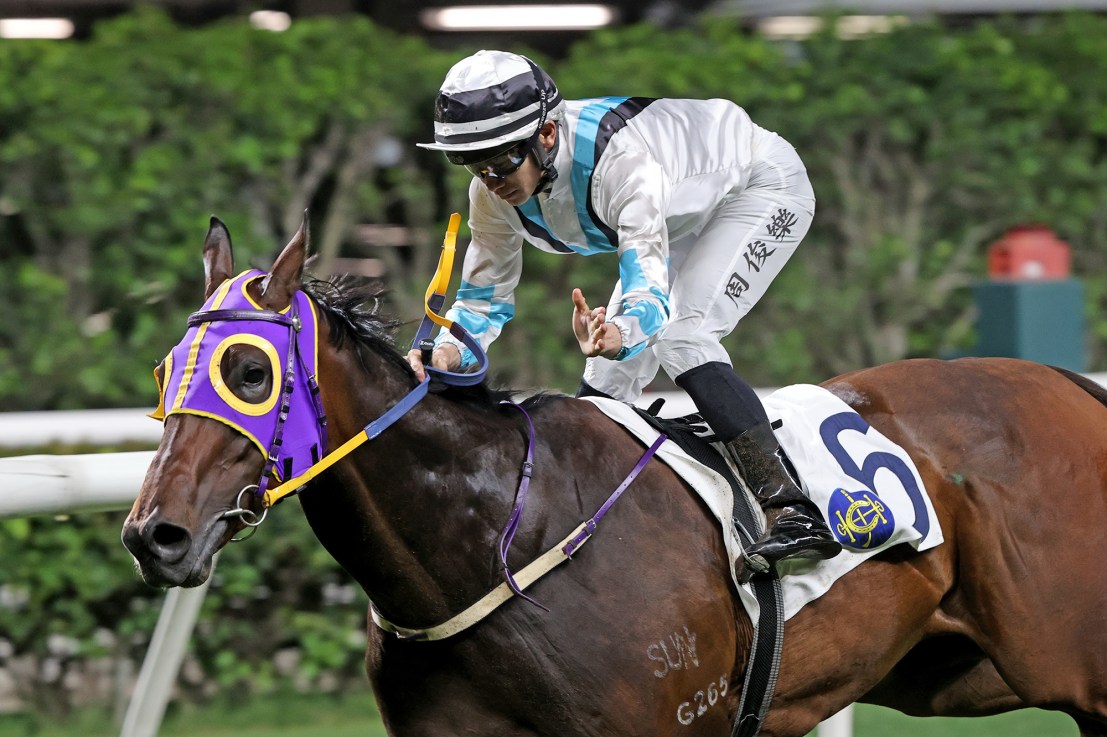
[[243, 367, 267, 386], [211, 338, 278, 411]]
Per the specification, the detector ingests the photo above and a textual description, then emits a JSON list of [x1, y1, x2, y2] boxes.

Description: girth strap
[[632, 408, 784, 737], [731, 481, 785, 737]]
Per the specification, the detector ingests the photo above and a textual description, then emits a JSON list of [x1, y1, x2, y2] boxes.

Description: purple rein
[[497, 400, 667, 610], [185, 276, 668, 616]]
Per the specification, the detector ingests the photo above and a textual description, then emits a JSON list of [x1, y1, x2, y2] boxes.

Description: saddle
[[632, 401, 762, 539]]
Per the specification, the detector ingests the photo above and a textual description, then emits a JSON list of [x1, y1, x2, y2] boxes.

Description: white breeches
[[583, 135, 816, 402]]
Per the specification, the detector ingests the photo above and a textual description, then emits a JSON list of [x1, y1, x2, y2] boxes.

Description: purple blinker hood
[[152, 270, 326, 495]]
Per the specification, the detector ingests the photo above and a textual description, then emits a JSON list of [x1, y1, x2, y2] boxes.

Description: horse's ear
[[203, 216, 235, 300], [260, 211, 309, 309]]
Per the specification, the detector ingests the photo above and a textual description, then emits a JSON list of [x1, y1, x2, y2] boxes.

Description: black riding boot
[[675, 361, 841, 582], [727, 422, 841, 580]]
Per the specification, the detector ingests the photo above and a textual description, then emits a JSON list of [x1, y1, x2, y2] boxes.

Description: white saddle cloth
[[582, 384, 943, 623]]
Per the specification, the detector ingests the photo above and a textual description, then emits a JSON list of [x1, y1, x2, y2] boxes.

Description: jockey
[[408, 49, 841, 579]]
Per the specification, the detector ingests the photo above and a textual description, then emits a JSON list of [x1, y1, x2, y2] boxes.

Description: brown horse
[[122, 219, 1107, 737]]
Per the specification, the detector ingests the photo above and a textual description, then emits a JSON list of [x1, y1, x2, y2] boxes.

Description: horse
[[122, 217, 1107, 737]]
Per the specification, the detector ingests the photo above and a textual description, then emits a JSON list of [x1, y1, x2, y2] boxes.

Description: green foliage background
[[3, 11, 1107, 408], [2, 8, 1107, 716]]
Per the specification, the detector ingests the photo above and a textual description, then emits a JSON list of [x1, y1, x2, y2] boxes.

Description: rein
[[260, 213, 487, 507], [181, 212, 667, 640], [371, 431, 667, 641]]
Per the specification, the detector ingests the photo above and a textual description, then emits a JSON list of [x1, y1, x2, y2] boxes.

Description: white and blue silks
[[438, 97, 815, 400]]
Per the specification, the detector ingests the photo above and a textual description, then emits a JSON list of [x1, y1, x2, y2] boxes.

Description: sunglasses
[[447, 140, 530, 180]]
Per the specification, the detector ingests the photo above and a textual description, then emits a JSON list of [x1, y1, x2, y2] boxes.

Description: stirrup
[[737, 552, 771, 584]]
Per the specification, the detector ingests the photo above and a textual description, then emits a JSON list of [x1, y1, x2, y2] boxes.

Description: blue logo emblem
[[828, 488, 895, 549]]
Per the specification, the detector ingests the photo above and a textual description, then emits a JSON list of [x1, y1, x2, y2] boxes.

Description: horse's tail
[[1050, 365, 1107, 409]]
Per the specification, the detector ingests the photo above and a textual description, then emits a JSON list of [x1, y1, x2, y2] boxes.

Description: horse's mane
[[1050, 364, 1107, 411], [302, 275, 564, 413]]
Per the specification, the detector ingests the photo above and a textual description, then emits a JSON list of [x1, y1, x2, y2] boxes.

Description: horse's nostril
[[152, 524, 187, 547], [146, 522, 192, 564]]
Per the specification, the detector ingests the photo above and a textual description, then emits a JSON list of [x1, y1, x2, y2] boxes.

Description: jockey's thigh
[[654, 137, 815, 380]]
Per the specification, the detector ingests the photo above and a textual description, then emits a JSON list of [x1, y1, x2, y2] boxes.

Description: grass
[[850, 704, 1076, 737], [0, 691, 387, 737], [0, 696, 1078, 736]]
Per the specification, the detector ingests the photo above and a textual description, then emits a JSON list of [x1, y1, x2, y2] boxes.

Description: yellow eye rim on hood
[[207, 334, 281, 416]]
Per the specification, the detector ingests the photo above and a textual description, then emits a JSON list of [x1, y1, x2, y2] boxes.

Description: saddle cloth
[[581, 384, 944, 622]]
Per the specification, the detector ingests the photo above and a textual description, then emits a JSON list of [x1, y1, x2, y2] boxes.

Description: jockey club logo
[[827, 488, 895, 549]]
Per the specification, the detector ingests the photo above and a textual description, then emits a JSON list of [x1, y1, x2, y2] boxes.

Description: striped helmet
[[417, 50, 565, 159]]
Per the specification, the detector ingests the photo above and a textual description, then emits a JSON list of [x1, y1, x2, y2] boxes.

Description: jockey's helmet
[[417, 50, 564, 183]]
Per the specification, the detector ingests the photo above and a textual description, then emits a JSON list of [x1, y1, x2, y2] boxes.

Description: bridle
[[166, 213, 666, 638], [185, 215, 487, 539], [181, 297, 327, 540], [187, 301, 328, 499]]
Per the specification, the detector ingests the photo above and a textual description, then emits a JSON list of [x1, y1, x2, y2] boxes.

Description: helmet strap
[[530, 122, 560, 195], [522, 57, 559, 195]]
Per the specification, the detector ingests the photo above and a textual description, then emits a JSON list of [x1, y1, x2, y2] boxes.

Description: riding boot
[[726, 422, 841, 580], [674, 361, 841, 580]]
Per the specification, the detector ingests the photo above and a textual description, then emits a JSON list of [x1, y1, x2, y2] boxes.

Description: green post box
[[972, 279, 1085, 371]]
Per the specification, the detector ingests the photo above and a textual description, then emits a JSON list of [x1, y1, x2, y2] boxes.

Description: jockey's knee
[[655, 337, 733, 382]]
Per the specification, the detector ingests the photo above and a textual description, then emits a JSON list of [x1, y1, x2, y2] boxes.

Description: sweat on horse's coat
[[123, 216, 1107, 737]]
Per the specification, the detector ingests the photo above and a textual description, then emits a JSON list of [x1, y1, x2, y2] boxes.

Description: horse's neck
[[303, 359, 525, 625]]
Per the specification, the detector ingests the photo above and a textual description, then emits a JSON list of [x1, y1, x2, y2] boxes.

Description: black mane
[[303, 275, 409, 370], [302, 276, 563, 412]]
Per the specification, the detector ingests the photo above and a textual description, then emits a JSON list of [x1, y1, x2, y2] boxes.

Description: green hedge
[[0, 8, 455, 410], [3, 11, 1107, 407], [0, 501, 371, 714]]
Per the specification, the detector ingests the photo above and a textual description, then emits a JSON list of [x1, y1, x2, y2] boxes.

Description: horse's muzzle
[[121, 513, 212, 588]]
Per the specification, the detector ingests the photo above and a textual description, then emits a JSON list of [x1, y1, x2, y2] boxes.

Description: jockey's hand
[[406, 343, 461, 382], [572, 288, 622, 358]]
